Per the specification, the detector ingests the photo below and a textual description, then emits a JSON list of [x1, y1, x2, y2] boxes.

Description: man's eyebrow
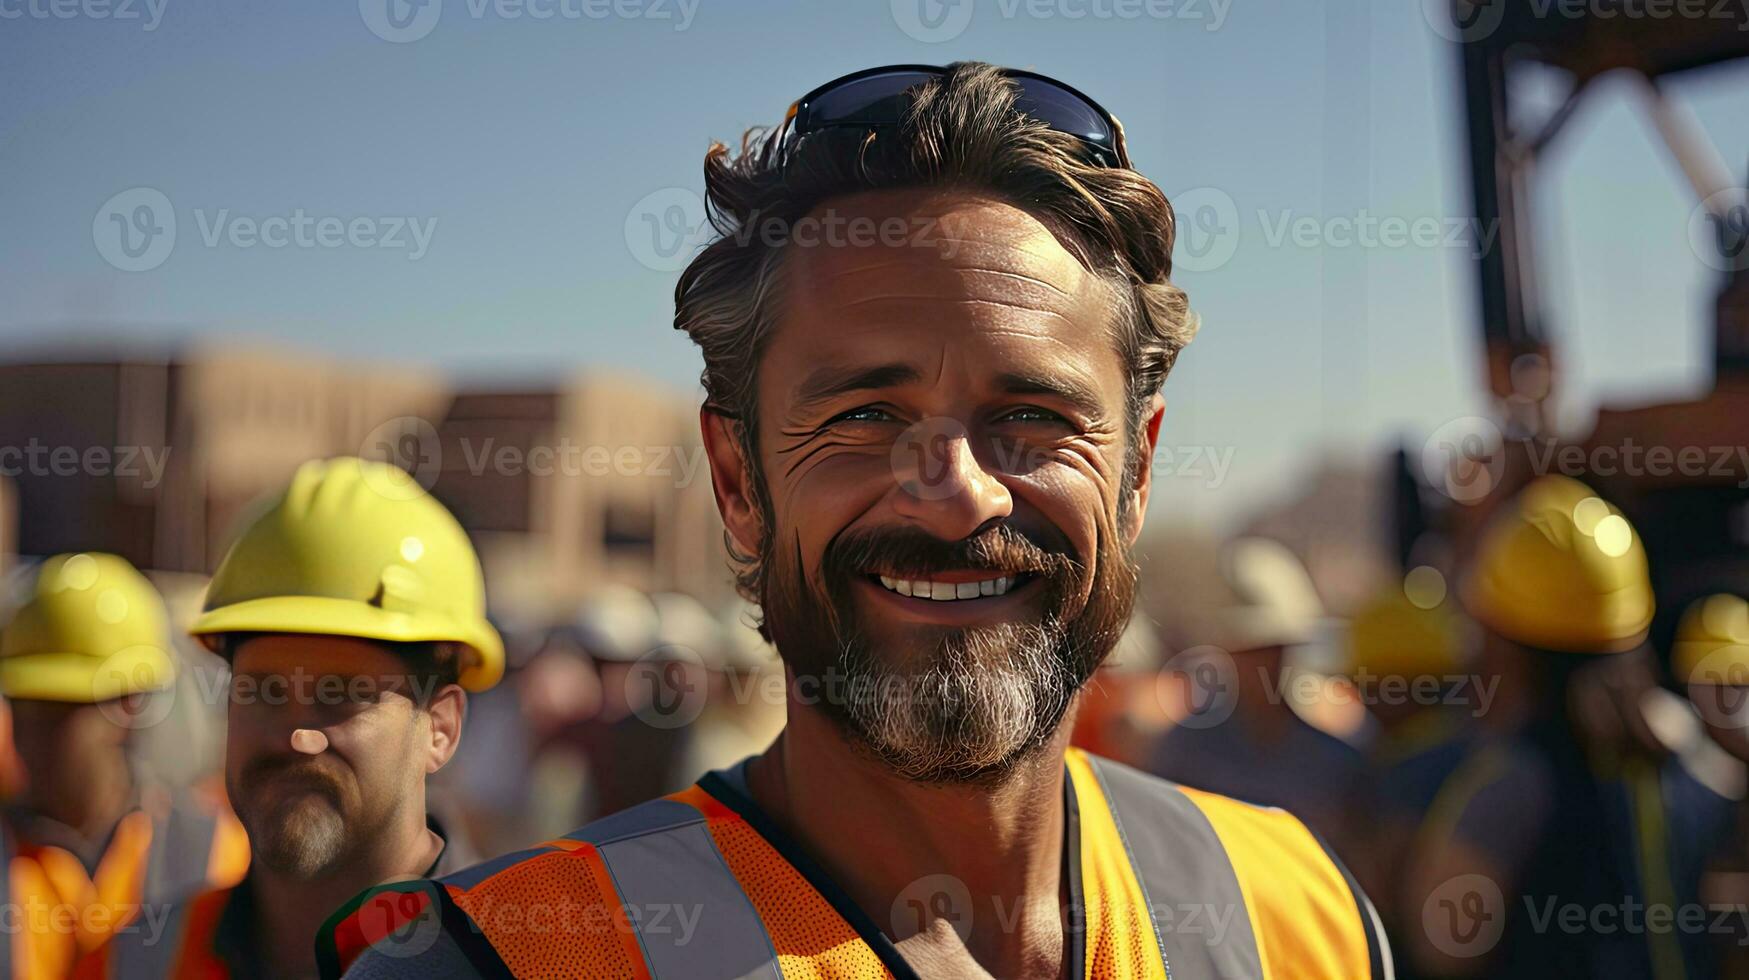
[[996, 370, 1108, 418], [791, 362, 920, 414]]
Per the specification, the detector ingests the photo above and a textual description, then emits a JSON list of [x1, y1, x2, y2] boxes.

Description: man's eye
[[996, 406, 1066, 424], [827, 406, 896, 425]]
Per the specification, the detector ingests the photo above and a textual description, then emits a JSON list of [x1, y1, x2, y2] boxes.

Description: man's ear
[[422, 685, 467, 776], [701, 406, 763, 560], [1124, 393, 1166, 546]]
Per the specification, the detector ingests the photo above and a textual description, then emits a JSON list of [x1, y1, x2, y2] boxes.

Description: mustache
[[823, 523, 1080, 592], [238, 755, 344, 803]]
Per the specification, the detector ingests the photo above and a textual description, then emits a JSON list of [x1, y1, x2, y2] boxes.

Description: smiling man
[[332, 62, 1390, 980]]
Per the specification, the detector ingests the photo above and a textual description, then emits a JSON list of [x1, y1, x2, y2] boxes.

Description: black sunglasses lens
[[798, 68, 1118, 165], [1011, 79, 1114, 147], [804, 70, 939, 128]]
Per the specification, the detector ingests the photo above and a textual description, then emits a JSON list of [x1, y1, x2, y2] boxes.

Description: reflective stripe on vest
[[562, 798, 781, 980], [1080, 750, 1392, 979], [389, 797, 790, 978]]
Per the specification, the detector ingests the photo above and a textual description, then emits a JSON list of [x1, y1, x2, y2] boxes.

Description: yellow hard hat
[[191, 457, 503, 692], [1348, 569, 1461, 679], [0, 553, 176, 703], [1673, 594, 1749, 686], [1460, 475, 1653, 654]]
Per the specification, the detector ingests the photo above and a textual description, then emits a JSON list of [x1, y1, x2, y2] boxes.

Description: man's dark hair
[[673, 61, 1197, 606]]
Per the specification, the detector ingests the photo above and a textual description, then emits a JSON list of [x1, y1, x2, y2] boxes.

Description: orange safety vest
[[5, 792, 250, 980], [324, 748, 1391, 979], [78, 812, 469, 980], [71, 883, 236, 980]]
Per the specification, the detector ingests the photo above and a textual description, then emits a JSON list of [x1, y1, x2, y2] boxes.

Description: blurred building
[[1239, 461, 1394, 616], [0, 343, 448, 572], [430, 374, 730, 626], [0, 344, 729, 626], [0, 475, 14, 572]]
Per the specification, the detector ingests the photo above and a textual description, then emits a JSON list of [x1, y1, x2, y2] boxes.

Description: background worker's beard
[[762, 522, 1138, 785], [231, 758, 384, 880]]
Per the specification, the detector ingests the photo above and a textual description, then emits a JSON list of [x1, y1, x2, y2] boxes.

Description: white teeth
[[875, 575, 1020, 600]]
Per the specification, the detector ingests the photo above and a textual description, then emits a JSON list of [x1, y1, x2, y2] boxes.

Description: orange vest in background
[[5, 789, 249, 980]]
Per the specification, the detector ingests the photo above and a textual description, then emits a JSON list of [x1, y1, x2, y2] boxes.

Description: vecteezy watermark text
[[0, 0, 167, 29], [360, 0, 698, 43], [457, 438, 709, 486], [891, 0, 1232, 44], [0, 441, 169, 489], [94, 188, 438, 272]]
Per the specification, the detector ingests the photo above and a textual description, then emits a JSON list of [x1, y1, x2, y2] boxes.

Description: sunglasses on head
[[783, 64, 1131, 170]]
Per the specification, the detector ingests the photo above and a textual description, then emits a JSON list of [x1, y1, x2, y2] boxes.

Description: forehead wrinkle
[[926, 235, 1091, 278], [801, 226, 1086, 281], [831, 298, 1080, 327], [821, 260, 1076, 298], [820, 261, 1100, 323]]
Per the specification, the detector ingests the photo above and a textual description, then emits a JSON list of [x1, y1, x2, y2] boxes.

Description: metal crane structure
[[1407, 2, 1749, 660]]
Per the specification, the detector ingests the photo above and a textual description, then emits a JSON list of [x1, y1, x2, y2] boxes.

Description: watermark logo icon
[[1423, 873, 1506, 958], [892, 874, 974, 941], [361, 0, 442, 42], [627, 645, 709, 729], [1422, 0, 1506, 43], [92, 654, 177, 731], [1158, 644, 1238, 730], [892, 0, 974, 41], [353, 883, 445, 958], [1688, 648, 1749, 731], [94, 188, 175, 272], [625, 188, 711, 272], [1171, 187, 1240, 273], [360, 416, 442, 497], [1423, 416, 1506, 504], [1689, 188, 1749, 274], [891, 417, 974, 502]]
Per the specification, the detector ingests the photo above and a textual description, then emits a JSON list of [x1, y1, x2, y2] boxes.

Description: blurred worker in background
[[1069, 612, 1171, 767], [525, 585, 702, 820], [673, 599, 786, 780], [1670, 593, 1749, 973], [75, 457, 502, 980], [1402, 475, 1737, 980], [1675, 593, 1749, 765], [1, 553, 248, 980], [1148, 536, 1373, 850], [1341, 572, 1475, 969]]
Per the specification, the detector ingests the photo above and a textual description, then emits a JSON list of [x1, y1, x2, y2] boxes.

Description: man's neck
[[745, 696, 1075, 979], [250, 807, 443, 980]]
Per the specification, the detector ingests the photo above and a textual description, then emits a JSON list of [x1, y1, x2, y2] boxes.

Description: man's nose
[[889, 423, 1013, 540], [290, 728, 329, 755]]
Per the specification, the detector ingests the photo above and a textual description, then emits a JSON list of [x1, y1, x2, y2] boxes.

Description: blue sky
[[3, 0, 1745, 527]]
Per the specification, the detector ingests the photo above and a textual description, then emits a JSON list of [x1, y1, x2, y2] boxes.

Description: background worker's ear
[[701, 406, 764, 560], [422, 684, 466, 775]]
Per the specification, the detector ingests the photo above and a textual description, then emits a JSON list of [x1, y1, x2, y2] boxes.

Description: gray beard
[[246, 795, 350, 879], [830, 618, 1077, 785]]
